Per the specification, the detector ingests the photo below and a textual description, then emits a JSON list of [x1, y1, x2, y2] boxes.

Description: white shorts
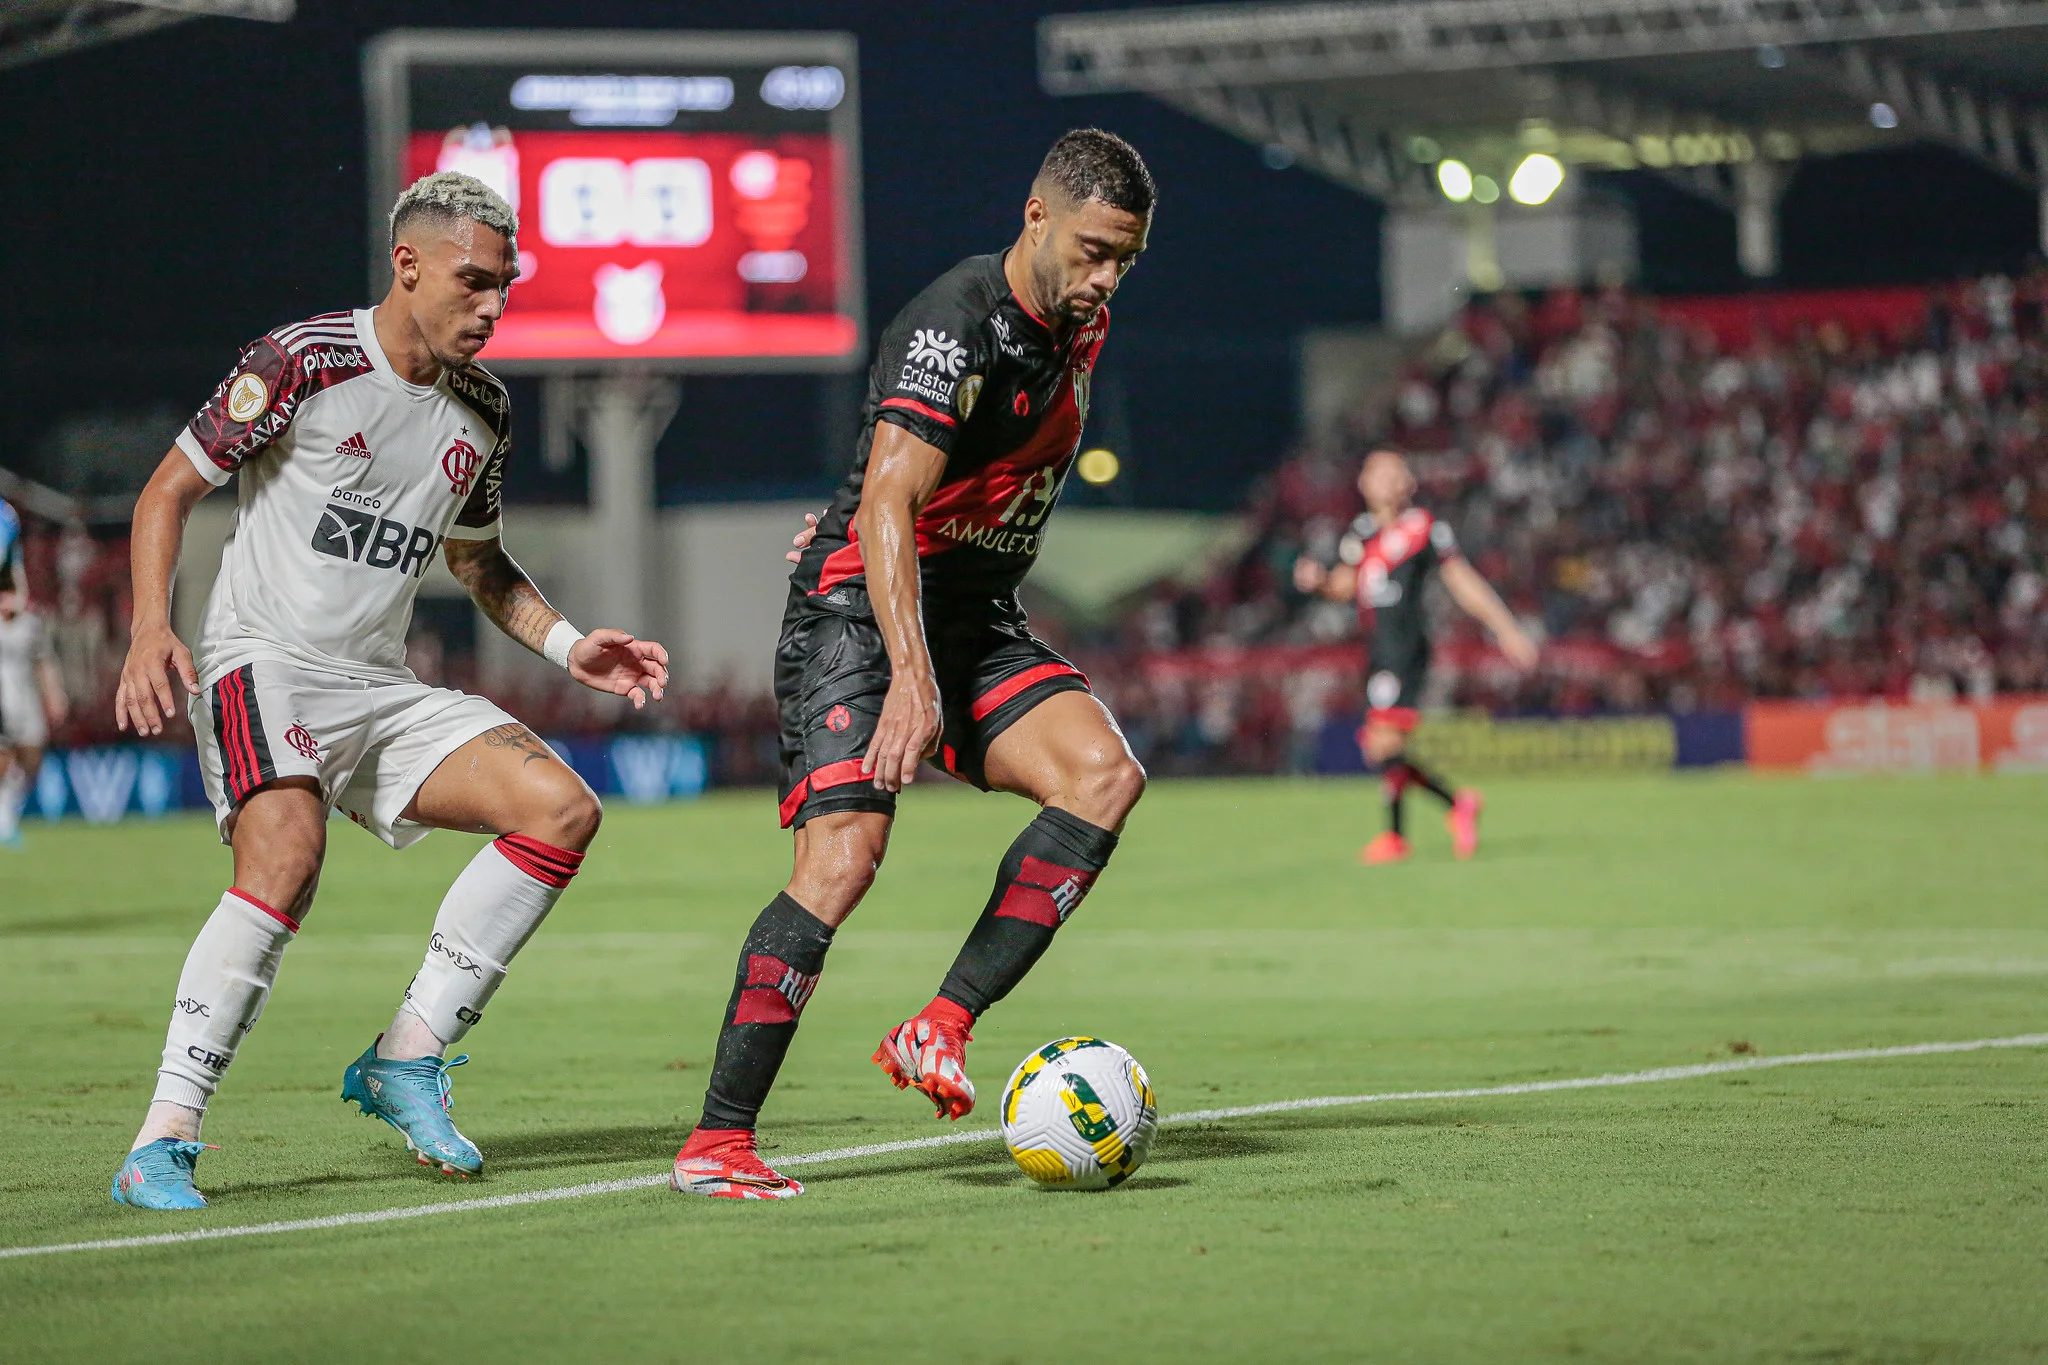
[[0, 680, 46, 749], [189, 658, 516, 849]]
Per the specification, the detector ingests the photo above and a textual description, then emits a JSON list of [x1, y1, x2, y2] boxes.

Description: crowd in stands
[[15, 274, 2048, 781], [1079, 274, 2048, 773]]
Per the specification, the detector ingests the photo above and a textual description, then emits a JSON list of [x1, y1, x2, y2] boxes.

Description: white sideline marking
[[5, 1032, 2041, 1263]]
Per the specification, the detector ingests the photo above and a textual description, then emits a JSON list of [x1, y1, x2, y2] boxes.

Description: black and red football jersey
[[1341, 507, 1461, 674], [790, 252, 1107, 613]]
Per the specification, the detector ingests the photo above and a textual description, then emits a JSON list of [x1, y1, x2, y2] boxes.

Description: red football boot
[[872, 1004, 977, 1120], [1447, 789, 1484, 860], [669, 1127, 804, 1200], [1360, 831, 1411, 865]]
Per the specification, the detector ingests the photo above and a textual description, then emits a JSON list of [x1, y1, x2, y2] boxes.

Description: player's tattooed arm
[[442, 535, 562, 655], [443, 536, 671, 708]]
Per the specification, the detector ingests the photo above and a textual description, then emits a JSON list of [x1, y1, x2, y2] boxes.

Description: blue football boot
[[340, 1042, 483, 1177], [111, 1138, 214, 1210]]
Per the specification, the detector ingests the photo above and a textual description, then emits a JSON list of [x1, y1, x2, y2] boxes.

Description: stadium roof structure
[[0, 0, 290, 71], [1040, 0, 2048, 273]]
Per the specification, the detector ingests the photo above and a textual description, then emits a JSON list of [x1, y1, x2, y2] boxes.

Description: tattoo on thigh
[[482, 723, 554, 767]]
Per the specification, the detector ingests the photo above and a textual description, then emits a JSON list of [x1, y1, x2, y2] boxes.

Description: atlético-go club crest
[[826, 704, 852, 733], [443, 438, 481, 496]]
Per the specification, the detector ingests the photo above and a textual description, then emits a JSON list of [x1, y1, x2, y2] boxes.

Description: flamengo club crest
[[284, 721, 320, 761], [442, 438, 481, 496]]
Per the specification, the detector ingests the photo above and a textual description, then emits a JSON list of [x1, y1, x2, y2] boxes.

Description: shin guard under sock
[[153, 889, 299, 1112], [698, 893, 835, 1131], [399, 834, 582, 1047], [937, 807, 1119, 1019]]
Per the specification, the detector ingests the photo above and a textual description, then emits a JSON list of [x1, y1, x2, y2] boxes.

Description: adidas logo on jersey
[[336, 432, 372, 460]]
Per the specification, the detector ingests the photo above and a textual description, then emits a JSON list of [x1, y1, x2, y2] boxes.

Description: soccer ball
[[999, 1036, 1157, 1190]]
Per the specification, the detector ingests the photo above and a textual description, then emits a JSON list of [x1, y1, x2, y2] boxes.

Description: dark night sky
[[0, 1, 2038, 510]]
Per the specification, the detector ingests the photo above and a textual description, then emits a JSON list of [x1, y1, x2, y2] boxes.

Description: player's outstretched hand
[[1501, 629, 1541, 672], [569, 628, 670, 709], [115, 620, 199, 737], [862, 672, 941, 793], [785, 510, 824, 565]]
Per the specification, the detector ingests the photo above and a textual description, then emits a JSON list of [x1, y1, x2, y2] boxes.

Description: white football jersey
[[175, 308, 510, 685]]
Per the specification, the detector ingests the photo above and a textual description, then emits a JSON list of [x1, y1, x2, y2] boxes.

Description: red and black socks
[[698, 893, 835, 1131], [936, 806, 1119, 1019], [1384, 757, 1456, 834]]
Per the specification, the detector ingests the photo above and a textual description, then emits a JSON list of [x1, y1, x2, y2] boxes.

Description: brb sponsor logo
[[442, 438, 481, 497], [285, 721, 321, 761], [310, 505, 442, 578]]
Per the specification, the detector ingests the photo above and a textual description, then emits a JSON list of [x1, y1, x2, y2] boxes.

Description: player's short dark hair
[[1035, 129, 1155, 216]]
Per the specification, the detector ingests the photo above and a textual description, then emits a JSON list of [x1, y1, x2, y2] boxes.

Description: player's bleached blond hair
[[388, 171, 518, 251]]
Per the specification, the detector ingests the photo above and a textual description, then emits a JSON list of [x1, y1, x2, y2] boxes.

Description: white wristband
[[542, 619, 585, 670]]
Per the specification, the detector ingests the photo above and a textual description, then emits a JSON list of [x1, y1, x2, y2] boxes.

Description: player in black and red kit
[[669, 130, 1155, 1199], [1296, 449, 1538, 865]]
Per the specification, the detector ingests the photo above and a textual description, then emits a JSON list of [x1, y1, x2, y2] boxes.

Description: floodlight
[[1472, 174, 1500, 205], [1076, 448, 1121, 485], [1436, 158, 1473, 202], [1508, 153, 1564, 205], [1869, 102, 1899, 129]]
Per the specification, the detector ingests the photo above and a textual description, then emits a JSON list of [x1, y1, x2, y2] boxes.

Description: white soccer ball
[[999, 1036, 1157, 1190]]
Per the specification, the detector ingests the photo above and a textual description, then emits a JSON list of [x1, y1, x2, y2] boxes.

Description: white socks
[[152, 889, 299, 1111], [394, 835, 583, 1049], [0, 764, 25, 841]]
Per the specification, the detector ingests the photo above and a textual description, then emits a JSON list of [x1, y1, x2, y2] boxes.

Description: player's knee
[[519, 769, 602, 850], [1365, 730, 1405, 765], [788, 814, 889, 923], [1071, 750, 1147, 827]]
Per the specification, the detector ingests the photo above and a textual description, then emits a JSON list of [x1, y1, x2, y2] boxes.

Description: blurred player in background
[[106, 172, 668, 1211], [669, 130, 1154, 1200], [1296, 449, 1538, 865], [0, 498, 68, 847]]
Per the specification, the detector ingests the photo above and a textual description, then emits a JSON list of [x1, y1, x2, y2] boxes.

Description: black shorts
[[774, 602, 1092, 828], [1363, 657, 1427, 732]]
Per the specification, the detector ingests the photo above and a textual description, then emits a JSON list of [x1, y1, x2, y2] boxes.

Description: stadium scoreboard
[[365, 30, 864, 372]]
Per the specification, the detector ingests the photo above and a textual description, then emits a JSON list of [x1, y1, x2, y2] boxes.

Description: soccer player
[[669, 130, 1154, 1199], [1294, 449, 1537, 864], [107, 172, 669, 1210], [0, 499, 66, 847]]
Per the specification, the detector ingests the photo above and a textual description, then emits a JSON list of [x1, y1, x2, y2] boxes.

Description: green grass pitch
[[3, 772, 2046, 1362]]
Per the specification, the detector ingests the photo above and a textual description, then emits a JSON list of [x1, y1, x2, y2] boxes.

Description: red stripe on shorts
[[969, 663, 1085, 722]]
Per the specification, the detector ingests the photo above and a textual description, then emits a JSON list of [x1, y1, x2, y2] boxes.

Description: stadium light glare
[[1436, 158, 1473, 202], [1869, 102, 1899, 129], [1508, 153, 1564, 206], [1472, 174, 1500, 205], [1076, 448, 1121, 485]]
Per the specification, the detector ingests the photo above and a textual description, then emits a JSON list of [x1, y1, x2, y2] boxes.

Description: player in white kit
[[107, 173, 670, 1210], [0, 499, 68, 847]]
